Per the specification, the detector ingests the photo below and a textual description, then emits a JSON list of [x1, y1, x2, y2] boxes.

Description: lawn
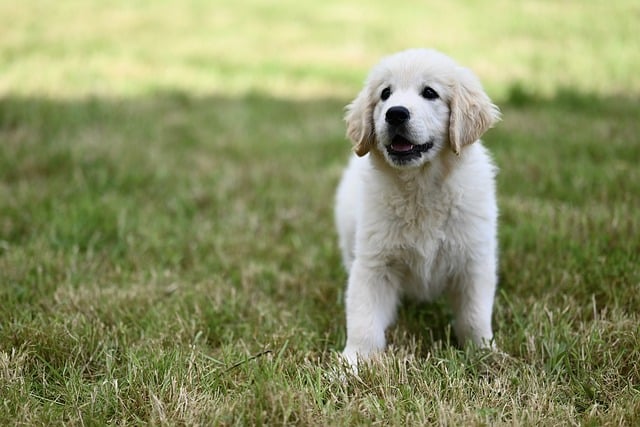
[[1, 0, 639, 424]]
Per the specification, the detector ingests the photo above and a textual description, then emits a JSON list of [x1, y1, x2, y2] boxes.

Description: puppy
[[335, 49, 501, 369]]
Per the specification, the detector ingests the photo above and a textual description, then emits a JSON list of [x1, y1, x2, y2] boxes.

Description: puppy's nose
[[385, 106, 410, 126]]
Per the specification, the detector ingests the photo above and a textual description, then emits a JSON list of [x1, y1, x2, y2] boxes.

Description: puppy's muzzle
[[385, 106, 410, 126]]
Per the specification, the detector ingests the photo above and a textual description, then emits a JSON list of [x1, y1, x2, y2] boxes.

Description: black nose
[[385, 106, 410, 125]]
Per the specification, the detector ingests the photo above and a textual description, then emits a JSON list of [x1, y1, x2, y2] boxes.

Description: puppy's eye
[[381, 87, 391, 101], [421, 86, 439, 100]]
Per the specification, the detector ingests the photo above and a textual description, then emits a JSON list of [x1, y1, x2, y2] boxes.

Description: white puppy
[[335, 49, 501, 369]]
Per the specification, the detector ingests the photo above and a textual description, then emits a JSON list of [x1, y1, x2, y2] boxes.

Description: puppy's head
[[345, 49, 500, 168]]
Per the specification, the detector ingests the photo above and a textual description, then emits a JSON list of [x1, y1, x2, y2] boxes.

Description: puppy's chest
[[384, 188, 455, 245], [393, 213, 448, 253], [387, 228, 451, 300], [382, 203, 450, 256], [377, 191, 459, 296]]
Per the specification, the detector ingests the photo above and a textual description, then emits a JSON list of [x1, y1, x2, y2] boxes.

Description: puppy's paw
[[321, 351, 358, 383], [340, 348, 360, 375]]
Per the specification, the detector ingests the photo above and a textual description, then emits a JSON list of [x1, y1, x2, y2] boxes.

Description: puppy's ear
[[345, 87, 376, 156], [449, 67, 501, 155]]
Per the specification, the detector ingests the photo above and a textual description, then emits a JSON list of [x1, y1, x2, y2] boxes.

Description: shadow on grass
[[2, 85, 637, 196], [504, 83, 640, 114], [0, 91, 352, 244]]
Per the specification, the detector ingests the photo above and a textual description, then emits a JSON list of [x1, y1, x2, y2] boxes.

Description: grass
[[1, 0, 639, 424]]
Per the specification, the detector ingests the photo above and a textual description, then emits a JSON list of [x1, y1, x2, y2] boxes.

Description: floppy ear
[[449, 68, 501, 155], [345, 87, 376, 157]]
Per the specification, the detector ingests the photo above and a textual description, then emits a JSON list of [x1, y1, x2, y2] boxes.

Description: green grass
[[1, 0, 639, 424]]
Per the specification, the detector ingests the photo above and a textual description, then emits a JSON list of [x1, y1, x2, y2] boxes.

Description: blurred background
[[2, 0, 637, 98]]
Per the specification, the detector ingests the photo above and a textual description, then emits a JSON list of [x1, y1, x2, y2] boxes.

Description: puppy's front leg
[[342, 260, 399, 369], [448, 265, 496, 349]]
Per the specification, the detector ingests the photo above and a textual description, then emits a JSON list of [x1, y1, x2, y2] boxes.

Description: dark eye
[[421, 86, 439, 100], [381, 87, 391, 101]]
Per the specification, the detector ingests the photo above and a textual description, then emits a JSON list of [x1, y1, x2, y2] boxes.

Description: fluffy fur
[[335, 49, 501, 369]]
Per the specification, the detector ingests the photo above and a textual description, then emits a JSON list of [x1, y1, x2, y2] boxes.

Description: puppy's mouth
[[386, 135, 434, 162]]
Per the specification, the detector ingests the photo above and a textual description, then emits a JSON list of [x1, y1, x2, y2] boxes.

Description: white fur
[[335, 49, 501, 369]]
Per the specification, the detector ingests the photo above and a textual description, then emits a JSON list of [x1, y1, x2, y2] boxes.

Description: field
[[1, 0, 639, 424]]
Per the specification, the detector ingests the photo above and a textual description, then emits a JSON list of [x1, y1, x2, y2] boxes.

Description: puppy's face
[[371, 74, 450, 167], [345, 49, 500, 168]]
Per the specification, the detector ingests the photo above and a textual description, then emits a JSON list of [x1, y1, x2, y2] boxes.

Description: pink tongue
[[391, 142, 414, 152]]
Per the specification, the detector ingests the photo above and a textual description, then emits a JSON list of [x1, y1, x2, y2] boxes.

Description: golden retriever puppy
[[335, 49, 501, 369]]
